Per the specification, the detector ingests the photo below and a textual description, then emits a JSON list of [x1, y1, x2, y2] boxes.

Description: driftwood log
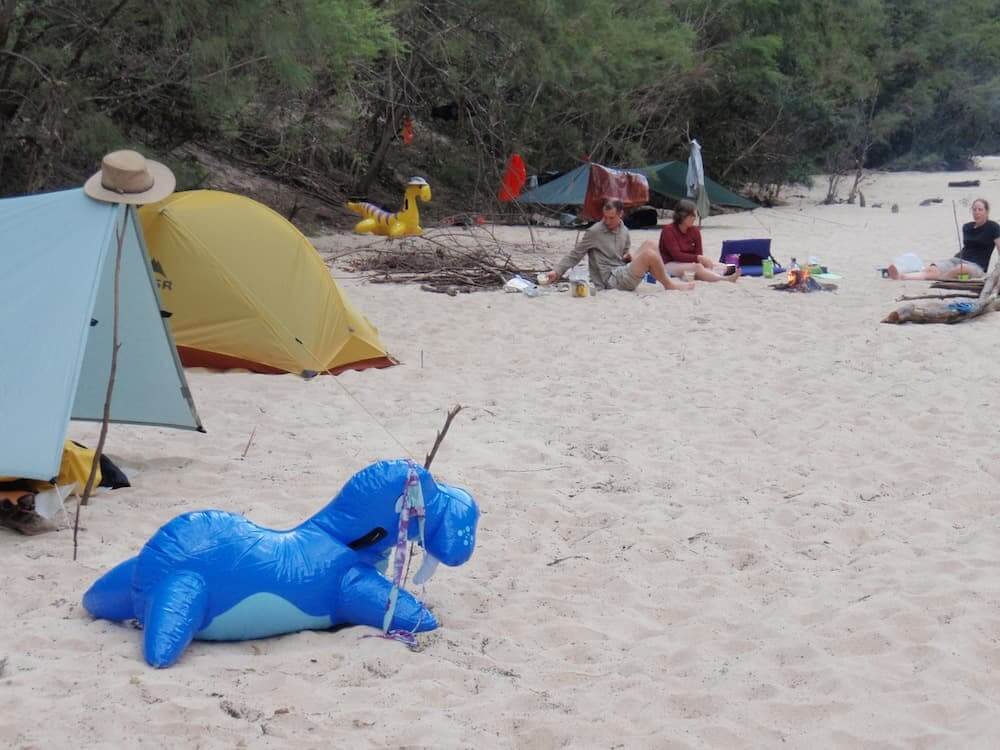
[[883, 265, 1000, 324], [947, 179, 980, 188], [930, 279, 985, 293]]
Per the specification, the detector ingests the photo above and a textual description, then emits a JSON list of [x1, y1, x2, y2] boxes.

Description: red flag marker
[[498, 154, 527, 202]]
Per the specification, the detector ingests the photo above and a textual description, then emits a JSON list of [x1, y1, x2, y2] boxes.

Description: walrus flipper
[[142, 571, 208, 668], [339, 565, 438, 633], [83, 556, 138, 621]]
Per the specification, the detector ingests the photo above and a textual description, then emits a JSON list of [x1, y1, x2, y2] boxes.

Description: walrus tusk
[[412, 553, 441, 585]]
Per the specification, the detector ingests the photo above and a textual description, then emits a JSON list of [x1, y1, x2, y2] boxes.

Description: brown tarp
[[582, 164, 650, 220]]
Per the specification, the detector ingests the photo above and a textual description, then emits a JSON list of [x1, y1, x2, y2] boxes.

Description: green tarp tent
[[518, 164, 593, 207], [0, 188, 202, 481], [518, 161, 756, 210], [639, 161, 757, 210]]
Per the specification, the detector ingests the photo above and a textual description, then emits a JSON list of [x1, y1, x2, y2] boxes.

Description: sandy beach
[[3, 162, 1000, 749]]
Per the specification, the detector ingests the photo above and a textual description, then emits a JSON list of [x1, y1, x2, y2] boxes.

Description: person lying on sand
[[658, 199, 740, 283], [543, 198, 694, 292], [887, 198, 1000, 280]]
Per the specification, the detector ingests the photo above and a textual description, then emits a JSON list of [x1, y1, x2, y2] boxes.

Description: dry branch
[[341, 227, 546, 293], [424, 405, 463, 470]]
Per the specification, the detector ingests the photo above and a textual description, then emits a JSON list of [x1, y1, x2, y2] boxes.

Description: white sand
[[3, 162, 1000, 749]]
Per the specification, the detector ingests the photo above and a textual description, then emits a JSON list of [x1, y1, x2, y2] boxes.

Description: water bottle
[[568, 259, 588, 283], [788, 257, 800, 286], [568, 260, 590, 297]]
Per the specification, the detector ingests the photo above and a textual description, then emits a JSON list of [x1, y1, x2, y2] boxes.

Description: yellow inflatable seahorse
[[346, 177, 432, 237]]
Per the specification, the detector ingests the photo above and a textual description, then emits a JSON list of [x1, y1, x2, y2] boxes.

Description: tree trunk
[[64, 0, 130, 74], [846, 82, 878, 205], [357, 103, 401, 196], [0, 6, 41, 116], [0, 0, 16, 49], [847, 164, 864, 204], [823, 172, 841, 204], [356, 53, 420, 196]]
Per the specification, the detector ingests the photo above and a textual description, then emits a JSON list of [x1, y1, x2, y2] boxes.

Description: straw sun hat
[[83, 149, 176, 205]]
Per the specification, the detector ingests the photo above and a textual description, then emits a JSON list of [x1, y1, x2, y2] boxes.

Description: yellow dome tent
[[139, 191, 392, 376]]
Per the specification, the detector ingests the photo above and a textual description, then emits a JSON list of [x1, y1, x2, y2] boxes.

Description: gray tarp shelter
[[518, 161, 757, 210], [0, 188, 202, 481]]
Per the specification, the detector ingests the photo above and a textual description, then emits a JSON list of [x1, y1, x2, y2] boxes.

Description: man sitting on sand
[[887, 198, 1000, 280], [543, 198, 694, 291], [659, 199, 740, 283]]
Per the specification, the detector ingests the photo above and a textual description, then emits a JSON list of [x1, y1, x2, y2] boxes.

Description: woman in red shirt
[[658, 200, 740, 283]]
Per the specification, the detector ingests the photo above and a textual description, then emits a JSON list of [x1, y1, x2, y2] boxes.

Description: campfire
[[772, 275, 836, 293]]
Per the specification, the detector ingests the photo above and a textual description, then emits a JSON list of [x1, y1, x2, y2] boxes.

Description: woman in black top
[[888, 198, 1000, 280]]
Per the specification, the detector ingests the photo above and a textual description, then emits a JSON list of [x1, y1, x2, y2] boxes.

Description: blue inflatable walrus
[[82, 460, 478, 667]]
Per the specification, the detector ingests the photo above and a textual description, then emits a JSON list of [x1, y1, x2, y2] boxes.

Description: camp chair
[[718, 238, 785, 277]]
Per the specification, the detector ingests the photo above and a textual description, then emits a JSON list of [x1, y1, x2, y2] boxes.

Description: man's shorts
[[931, 257, 985, 276], [606, 264, 643, 291]]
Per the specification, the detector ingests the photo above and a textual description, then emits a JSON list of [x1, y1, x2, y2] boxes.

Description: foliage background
[[2, 0, 998, 216]]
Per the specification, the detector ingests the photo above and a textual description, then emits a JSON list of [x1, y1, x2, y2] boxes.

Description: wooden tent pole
[[73, 206, 126, 561]]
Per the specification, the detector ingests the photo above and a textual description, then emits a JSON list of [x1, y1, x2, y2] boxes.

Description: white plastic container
[[892, 253, 924, 274]]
